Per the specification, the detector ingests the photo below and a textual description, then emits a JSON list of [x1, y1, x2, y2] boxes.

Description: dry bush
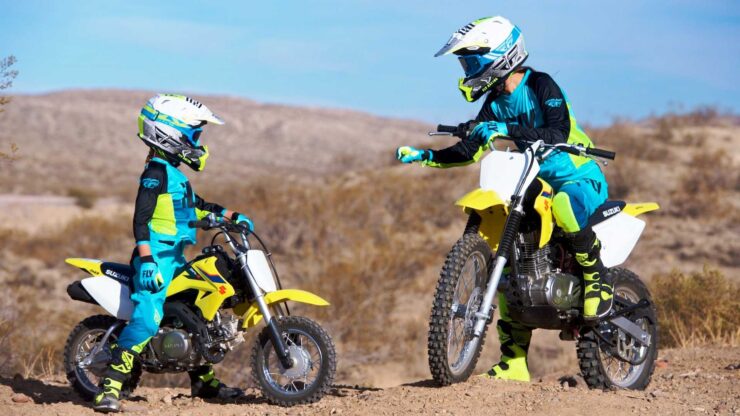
[[67, 187, 98, 209], [651, 266, 740, 348], [670, 150, 739, 217], [647, 106, 735, 129], [0, 259, 96, 378], [591, 120, 668, 162], [0, 216, 131, 267]]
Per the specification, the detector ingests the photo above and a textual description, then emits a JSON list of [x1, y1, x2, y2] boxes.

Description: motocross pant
[[117, 240, 186, 352], [551, 176, 611, 318]]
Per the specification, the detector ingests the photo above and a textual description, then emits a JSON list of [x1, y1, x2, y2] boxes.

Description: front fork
[[472, 206, 524, 338], [236, 252, 294, 369]]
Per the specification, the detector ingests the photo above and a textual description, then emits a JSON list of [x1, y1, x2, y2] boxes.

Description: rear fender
[[79, 276, 133, 320], [234, 289, 330, 329], [623, 202, 660, 217], [65, 258, 103, 276]]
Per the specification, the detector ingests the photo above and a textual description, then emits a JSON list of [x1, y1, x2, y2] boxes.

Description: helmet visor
[[458, 54, 496, 78]]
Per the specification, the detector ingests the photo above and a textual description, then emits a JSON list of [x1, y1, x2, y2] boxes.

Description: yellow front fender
[[234, 289, 330, 329], [455, 188, 507, 212]]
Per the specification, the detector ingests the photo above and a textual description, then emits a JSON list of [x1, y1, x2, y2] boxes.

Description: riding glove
[[396, 146, 432, 164], [139, 256, 164, 292], [470, 121, 508, 145], [231, 212, 254, 232]]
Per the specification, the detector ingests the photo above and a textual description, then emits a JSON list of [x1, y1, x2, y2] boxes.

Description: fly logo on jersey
[[142, 178, 160, 189], [545, 98, 563, 108]]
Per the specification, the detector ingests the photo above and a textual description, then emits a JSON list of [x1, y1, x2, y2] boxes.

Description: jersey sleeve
[[132, 163, 167, 245], [424, 139, 491, 168], [423, 120, 491, 168], [194, 194, 226, 220], [506, 73, 571, 145]]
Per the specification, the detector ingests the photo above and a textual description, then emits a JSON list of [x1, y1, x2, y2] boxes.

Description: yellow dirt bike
[[426, 124, 659, 390], [63, 215, 336, 406]]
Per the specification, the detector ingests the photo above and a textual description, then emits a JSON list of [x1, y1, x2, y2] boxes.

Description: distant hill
[[0, 90, 432, 195]]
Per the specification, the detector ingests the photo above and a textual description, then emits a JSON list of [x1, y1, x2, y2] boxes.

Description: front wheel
[[251, 316, 336, 406], [577, 268, 659, 390], [428, 232, 493, 386]]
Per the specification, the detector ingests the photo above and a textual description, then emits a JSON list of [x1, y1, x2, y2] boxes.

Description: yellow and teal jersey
[[133, 157, 224, 247]]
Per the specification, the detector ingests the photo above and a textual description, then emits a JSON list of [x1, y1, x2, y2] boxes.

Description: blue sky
[[2, 0, 738, 125]]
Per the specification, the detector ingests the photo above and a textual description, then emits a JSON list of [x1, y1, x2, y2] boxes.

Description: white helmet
[[435, 16, 528, 102], [138, 94, 224, 171]]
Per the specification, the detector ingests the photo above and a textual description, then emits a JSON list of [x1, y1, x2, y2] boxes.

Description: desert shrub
[[602, 158, 640, 199], [0, 215, 130, 267], [651, 266, 740, 348], [67, 187, 98, 209], [670, 150, 739, 217], [590, 120, 669, 162]]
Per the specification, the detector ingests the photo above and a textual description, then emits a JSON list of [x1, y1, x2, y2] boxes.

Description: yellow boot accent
[[480, 343, 531, 382]]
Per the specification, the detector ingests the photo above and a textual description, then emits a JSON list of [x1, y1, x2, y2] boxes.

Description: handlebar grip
[[586, 147, 616, 160], [560, 146, 582, 156], [436, 124, 459, 133], [188, 220, 210, 229]]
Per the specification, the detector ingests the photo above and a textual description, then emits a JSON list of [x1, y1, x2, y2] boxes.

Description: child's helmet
[[137, 94, 225, 171], [435, 16, 528, 102]]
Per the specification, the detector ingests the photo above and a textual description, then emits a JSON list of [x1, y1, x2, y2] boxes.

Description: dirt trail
[[1, 347, 737, 415]]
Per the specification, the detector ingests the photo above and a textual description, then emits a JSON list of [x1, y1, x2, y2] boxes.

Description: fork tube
[[472, 204, 525, 337], [473, 256, 508, 337], [236, 252, 293, 368]]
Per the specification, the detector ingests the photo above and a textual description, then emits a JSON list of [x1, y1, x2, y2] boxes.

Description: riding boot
[[571, 228, 613, 320], [189, 365, 244, 399], [93, 346, 137, 413], [482, 293, 532, 382]]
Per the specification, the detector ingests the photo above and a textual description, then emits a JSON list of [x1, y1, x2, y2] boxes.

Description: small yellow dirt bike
[[63, 216, 336, 406], [426, 124, 659, 390]]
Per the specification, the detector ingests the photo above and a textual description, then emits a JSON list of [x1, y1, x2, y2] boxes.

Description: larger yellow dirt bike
[[426, 124, 659, 390], [63, 215, 336, 406]]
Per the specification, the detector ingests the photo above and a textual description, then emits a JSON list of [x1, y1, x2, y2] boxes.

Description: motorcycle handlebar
[[437, 122, 616, 160], [436, 124, 459, 134], [188, 220, 211, 229], [585, 147, 616, 160]]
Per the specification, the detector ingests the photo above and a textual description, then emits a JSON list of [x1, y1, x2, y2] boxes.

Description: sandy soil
[[0, 347, 737, 416]]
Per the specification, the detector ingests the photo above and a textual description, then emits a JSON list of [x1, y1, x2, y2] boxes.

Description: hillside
[[0, 90, 431, 194]]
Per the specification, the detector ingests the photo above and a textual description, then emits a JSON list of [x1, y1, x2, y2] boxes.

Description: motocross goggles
[[457, 51, 495, 78]]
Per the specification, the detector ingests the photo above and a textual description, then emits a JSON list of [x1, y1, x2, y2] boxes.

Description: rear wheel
[[428, 231, 493, 385], [577, 268, 658, 390], [63, 315, 142, 401]]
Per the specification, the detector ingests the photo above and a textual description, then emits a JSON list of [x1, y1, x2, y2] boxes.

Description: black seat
[[100, 262, 135, 289], [587, 200, 626, 227]]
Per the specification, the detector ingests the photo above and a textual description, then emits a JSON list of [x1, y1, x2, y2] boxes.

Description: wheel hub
[[279, 345, 311, 379]]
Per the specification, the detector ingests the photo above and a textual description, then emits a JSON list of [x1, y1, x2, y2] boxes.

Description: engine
[[150, 327, 198, 364], [506, 231, 582, 311], [145, 312, 243, 371]]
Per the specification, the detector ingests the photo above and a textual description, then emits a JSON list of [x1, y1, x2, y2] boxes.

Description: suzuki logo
[[603, 206, 621, 217]]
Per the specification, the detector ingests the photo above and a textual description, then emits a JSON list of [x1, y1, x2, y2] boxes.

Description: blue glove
[[470, 121, 508, 145], [232, 212, 254, 232], [396, 146, 432, 164], [138, 256, 163, 292]]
